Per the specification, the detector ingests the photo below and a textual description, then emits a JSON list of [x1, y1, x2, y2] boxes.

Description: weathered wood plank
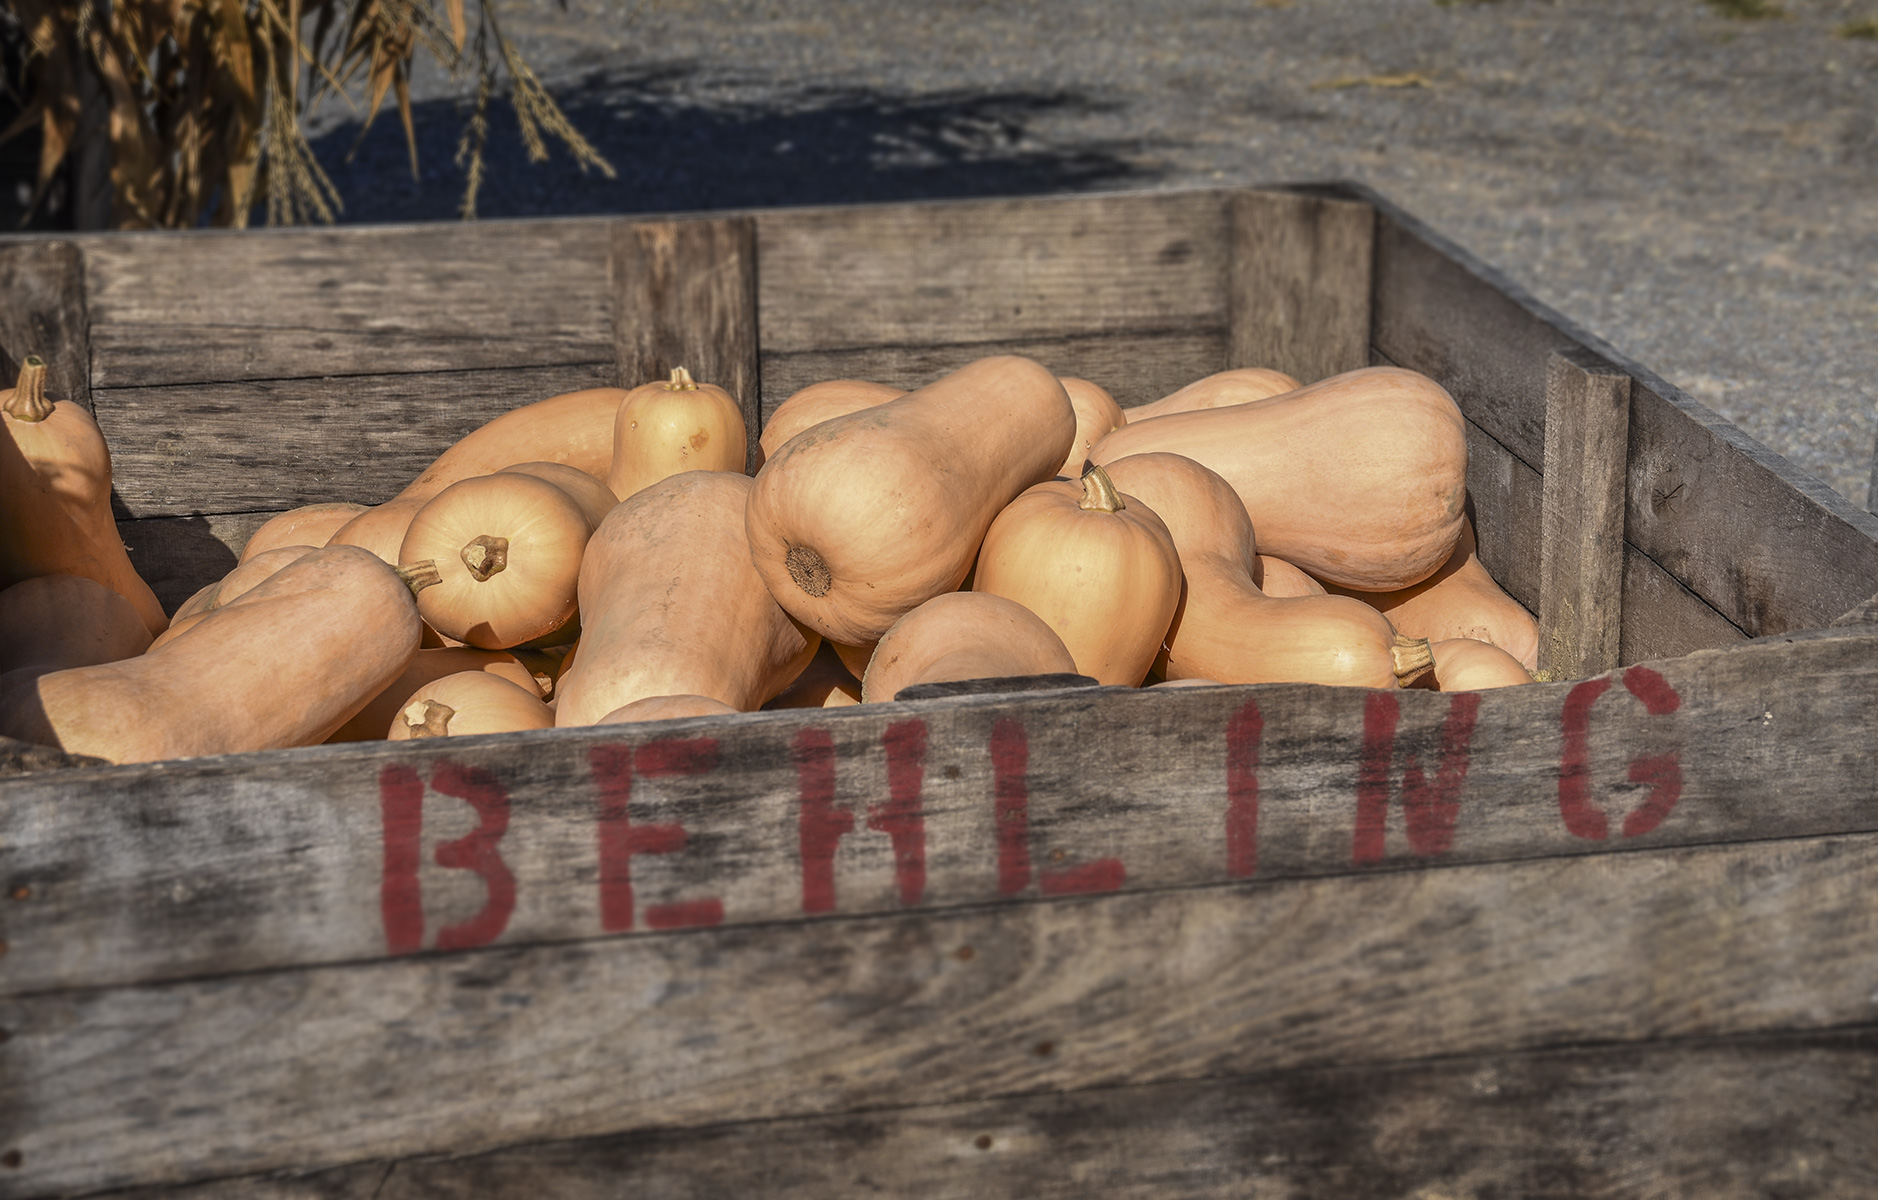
[[0, 240, 92, 413], [117, 511, 277, 614], [1619, 545, 1749, 665], [93, 363, 617, 518], [1833, 591, 1878, 627], [7, 830, 1878, 1195], [80, 221, 614, 386], [0, 735, 105, 778], [752, 191, 1229, 352], [1462, 418, 1542, 614], [2, 627, 1875, 997], [1539, 348, 1633, 680], [611, 218, 762, 473], [760, 330, 1224, 421], [1228, 190, 1372, 385], [114, 1029, 1878, 1200]]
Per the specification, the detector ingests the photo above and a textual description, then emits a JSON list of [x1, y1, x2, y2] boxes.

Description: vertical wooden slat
[[0, 241, 93, 412], [611, 217, 761, 472], [1227, 191, 1373, 385], [1538, 347, 1632, 680]]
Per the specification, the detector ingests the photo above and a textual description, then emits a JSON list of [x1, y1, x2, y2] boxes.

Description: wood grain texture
[[1228, 190, 1373, 386], [116, 511, 277, 613], [1462, 417, 1542, 614], [80, 221, 613, 387], [1539, 348, 1633, 680], [752, 191, 1229, 352], [0, 240, 93, 412], [0, 735, 105, 778], [893, 674, 1098, 702], [760, 330, 1226, 423], [2, 626, 1876, 998], [117, 1029, 1878, 1200], [1619, 546, 1750, 665], [8, 830, 1878, 1195], [611, 217, 762, 472], [92, 363, 616, 518], [1832, 591, 1878, 627]]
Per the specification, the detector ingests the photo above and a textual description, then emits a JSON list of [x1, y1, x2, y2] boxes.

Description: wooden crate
[[2, 185, 1877, 1197]]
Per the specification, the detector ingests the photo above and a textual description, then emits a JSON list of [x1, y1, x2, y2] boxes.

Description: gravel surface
[[308, 0, 1878, 510]]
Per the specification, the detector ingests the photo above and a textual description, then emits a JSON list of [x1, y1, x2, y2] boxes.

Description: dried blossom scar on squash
[[745, 355, 1077, 646]]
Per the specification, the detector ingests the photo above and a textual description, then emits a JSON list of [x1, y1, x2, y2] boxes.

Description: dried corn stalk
[[0, 0, 614, 228]]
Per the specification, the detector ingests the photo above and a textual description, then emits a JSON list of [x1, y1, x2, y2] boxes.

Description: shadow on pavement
[[309, 68, 1155, 223]]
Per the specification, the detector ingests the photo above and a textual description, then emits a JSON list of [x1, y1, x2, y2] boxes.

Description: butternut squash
[[0, 356, 168, 636], [597, 694, 740, 724], [762, 641, 864, 710], [1057, 377, 1126, 478], [328, 646, 543, 742], [1101, 453, 1432, 689], [861, 591, 1078, 703], [329, 384, 628, 564], [0, 545, 425, 763], [1091, 367, 1468, 591], [747, 355, 1077, 644], [607, 367, 747, 502], [1150, 677, 1224, 688], [832, 640, 876, 681], [556, 471, 819, 725], [1255, 554, 1327, 598], [758, 380, 903, 463], [497, 461, 617, 529], [1119, 367, 1300, 423], [972, 466, 1182, 686], [1425, 638, 1535, 690], [147, 545, 321, 651], [1321, 520, 1539, 671], [389, 671, 555, 739], [238, 502, 367, 563], [0, 574, 153, 676]]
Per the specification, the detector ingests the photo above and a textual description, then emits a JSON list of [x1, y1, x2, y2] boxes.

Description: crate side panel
[[1620, 545, 1750, 665], [753, 192, 1230, 353], [4, 628, 1877, 997], [6, 833, 1878, 1195], [1464, 419, 1542, 615], [82, 223, 614, 387], [95, 363, 617, 518], [0, 240, 92, 412], [119, 511, 279, 613]]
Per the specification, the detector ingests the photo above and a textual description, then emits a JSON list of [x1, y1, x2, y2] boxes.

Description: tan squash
[[0, 574, 153, 676], [556, 471, 819, 725], [399, 472, 593, 649], [1, 356, 168, 636], [508, 642, 578, 700], [832, 641, 876, 680], [747, 355, 1077, 645], [170, 580, 220, 622], [758, 379, 903, 462], [1091, 367, 1468, 590], [329, 384, 628, 564], [328, 646, 543, 742], [497, 461, 617, 529], [1151, 677, 1225, 688], [1322, 520, 1539, 671], [762, 641, 864, 710], [1425, 638, 1535, 691], [972, 465, 1182, 686], [0, 545, 426, 763], [389, 671, 555, 740], [607, 367, 747, 502], [1119, 367, 1301, 423], [1102, 453, 1431, 689], [861, 591, 1078, 703], [1057, 377, 1127, 478], [147, 545, 322, 651], [238, 502, 367, 563], [1255, 554, 1327, 598], [597, 694, 741, 724]]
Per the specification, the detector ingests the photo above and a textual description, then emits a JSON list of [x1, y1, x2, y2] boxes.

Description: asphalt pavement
[[309, 0, 1878, 510]]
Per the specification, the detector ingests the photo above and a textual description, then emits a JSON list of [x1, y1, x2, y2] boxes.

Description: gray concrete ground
[[318, 0, 1878, 510]]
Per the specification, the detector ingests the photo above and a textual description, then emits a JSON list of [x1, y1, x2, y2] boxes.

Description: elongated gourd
[[1057, 378, 1126, 478], [1119, 367, 1300, 423], [0, 574, 153, 676], [328, 646, 543, 742], [607, 367, 747, 502], [1, 356, 168, 636], [1256, 554, 1327, 598], [239, 502, 367, 563], [1426, 638, 1535, 690], [861, 592, 1078, 703], [758, 380, 903, 463], [148, 545, 321, 651], [389, 671, 555, 739], [1091, 367, 1468, 591], [1322, 520, 1539, 671], [1102, 453, 1432, 689], [598, 694, 741, 724], [329, 384, 628, 563], [0, 545, 425, 763], [556, 471, 819, 725], [972, 466, 1182, 686], [747, 355, 1077, 645], [497, 461, 617, 529]]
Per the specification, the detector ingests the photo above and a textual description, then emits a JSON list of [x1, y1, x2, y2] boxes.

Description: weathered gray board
[[99, 1027, 1878, 1200]]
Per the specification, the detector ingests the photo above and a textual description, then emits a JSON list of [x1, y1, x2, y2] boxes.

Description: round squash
[[498, 461, 618, 530], [758, 380, 903, 463], [1091, 367, 1468, 591], [556, 471, 819, 725], [1101, 453, 1432, 689], [1425, 637, 1535, 691], [972, 465, 1182, 686], [389, 671, 555, 739], [1057, 377, 1126, 478], [747, 355, 1077, 645], [328, 646, 543, 742], [607, 367, 747, 502], [597, 694, 741, 724], [238, 502, 367, 563], [1120, 367, 1301, 423], [862, 591, 1078, 703]]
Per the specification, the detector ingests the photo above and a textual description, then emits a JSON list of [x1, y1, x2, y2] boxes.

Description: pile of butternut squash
[[0, 350, 1540, 766]]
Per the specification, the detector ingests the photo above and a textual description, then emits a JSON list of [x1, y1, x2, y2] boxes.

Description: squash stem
[[396, 560, 444, 596], [460, 535, 509, 582], [4, 356, 54, 422], [1078, 463, 1125, 513], [1390, 633, 1436, 688], [666, 366, 698, 391], [402, 699, 456, 738]]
